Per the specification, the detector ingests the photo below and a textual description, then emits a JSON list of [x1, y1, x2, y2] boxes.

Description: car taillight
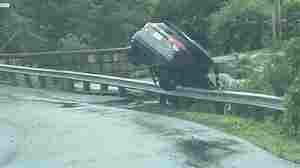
[[168, 36, 186, 50]]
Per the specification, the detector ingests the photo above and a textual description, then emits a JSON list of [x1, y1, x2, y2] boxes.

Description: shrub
[[283, 37, 300, 136], [284, 74, 300, 136], [282, 0, 300, 40], [264, 53, 293, 96], [209, 0, 273, 55], [153, 0, 225, 49]]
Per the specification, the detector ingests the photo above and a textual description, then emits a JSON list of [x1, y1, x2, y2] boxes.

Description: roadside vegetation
[[1, 0, 300, 162], [174, 111, 300, 163]]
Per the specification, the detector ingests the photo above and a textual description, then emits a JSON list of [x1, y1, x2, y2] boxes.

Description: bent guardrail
[[0, 64, 283, 110]]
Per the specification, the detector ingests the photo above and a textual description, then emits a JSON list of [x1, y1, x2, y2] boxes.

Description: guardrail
[[0, 64, 284, 111], [0, 47, 133, 87], [212, 55, 239, 64], [0, 46, 239, 63], [0, 47, 131, 58]]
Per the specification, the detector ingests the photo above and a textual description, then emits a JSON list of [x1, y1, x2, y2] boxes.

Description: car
[[128, 21, 219, 90]]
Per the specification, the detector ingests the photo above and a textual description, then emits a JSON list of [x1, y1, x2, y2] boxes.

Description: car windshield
[[0, 1, 300, 168]]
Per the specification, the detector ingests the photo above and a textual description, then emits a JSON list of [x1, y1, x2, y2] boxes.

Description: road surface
[[0, 84, 298, 168]]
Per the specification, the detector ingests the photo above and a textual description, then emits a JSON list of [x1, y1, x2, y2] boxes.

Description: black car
[[128, 21, 219, 90]]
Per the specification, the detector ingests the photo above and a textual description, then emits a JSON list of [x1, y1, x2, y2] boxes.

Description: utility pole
[[272, 0, 282, 41]]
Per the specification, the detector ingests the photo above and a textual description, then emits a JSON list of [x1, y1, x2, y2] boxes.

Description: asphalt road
[[0, 85, 298, 168]]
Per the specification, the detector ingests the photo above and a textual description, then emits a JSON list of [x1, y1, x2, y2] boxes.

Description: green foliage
[[1, 0, 299, 55], [174, 111, 300, 162], [282, 0, 300, 39], [153, 0, 225, 49], [238, 51, 293, 97], [209, 0, 273, 55], [85, 0, 149, 48], [285, 74, 300, 136], [283, 37, 300, 136], [264, 54, 293, 96], [284, 37, 300, 76], [1, 0, 152, 51]]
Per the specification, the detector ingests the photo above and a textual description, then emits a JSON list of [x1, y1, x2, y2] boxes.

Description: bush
[[283, 37, 300, 136], [284, 37, 300, 76], [284, 74, 300, 136], [209, 0, 273, 55], [264, 53, 293, 96], [282, 0, 300, 40], [153, 0, 225, 49]]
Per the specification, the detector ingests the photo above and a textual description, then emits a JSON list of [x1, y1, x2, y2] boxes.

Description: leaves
[[209, 0, 273, 55]]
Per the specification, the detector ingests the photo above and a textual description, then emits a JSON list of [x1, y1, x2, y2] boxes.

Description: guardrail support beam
[[101, 84, 108, 92], [160, 94, 167, 106], [118, 87, 127, 97], [83, 81, 90, 92], [8, 72, 17, 86], [0, 64, 284, 111], [38, 76, 47, 88], [24, 74, 33, 88], [63, 79, 74, 91]]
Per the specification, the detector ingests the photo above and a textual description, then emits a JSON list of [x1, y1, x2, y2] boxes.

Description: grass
[[128, 97, 300, 163], [173, 111, 300, 163]]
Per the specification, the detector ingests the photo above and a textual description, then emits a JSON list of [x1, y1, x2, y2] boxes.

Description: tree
[[209, 0, 273, 55], [81, 0, 150, 48], [153, 0, 225, 49]]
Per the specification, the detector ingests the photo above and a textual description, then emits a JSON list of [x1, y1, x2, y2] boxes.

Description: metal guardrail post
[[0, 64, 284, 111], [160, 94, 167, 106], [51, 77, 60, 89], [2, 56, 10, 83], [0, 71, 7, 81], [101, 84, 108, 92], [24, 74, 33, 88], [8, 72, 17, 86], [118, 87, 127, 97], [38, 76, 47, 88], [64, 79, 74, 91], [83, 81, 90, 92]]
